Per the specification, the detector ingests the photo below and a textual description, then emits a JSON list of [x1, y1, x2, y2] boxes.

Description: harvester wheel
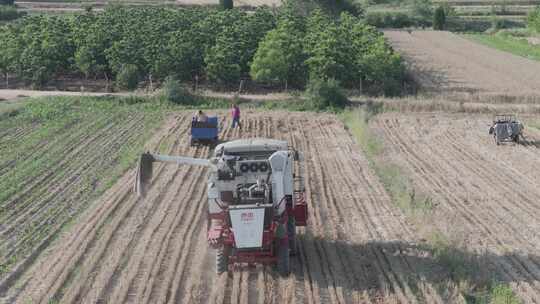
[[288, 217, 297, 256], [216, 246, 229, 274], [277, 240, 290, 277]]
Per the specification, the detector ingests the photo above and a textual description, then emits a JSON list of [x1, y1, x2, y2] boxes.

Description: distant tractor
[[190, 116, 219, 146], [489, 114, 524, 145], [135, 138, 308, 276]]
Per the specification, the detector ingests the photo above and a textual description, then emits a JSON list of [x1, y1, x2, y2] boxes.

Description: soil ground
[[384, 30, 540, 97], [5, 111, 464, 304], [372, 112, 540, 302]]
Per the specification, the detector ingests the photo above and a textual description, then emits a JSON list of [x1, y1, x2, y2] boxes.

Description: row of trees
[[251, 9, 404, 94], [529, 7, 540, 32], [0, 3, 405, 95]]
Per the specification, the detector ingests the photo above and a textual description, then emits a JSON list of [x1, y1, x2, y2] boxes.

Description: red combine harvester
[[135, 138, 308, 276]]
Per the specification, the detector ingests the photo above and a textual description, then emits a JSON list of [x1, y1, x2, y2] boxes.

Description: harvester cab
[[134, 138, 308, 276]]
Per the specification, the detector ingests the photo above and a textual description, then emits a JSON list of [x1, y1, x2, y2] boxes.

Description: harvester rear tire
[[288, 218, 297, 256], [216, 246, 229, 274], [277, 241, 290, 277]]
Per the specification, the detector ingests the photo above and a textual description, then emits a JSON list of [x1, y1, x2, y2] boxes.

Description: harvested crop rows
[[4, 111, 462, 303], [384, 30, 540, 96], [373, 113, 540, 302]]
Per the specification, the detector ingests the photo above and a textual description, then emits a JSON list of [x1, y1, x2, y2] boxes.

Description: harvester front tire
[[277, 241, 290, 277], [216, 246, 229, 274]]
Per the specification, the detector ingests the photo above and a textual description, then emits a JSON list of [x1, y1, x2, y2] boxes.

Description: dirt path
[[373, 113, 540, 302], [384, 30, 540, 97], [0, 89, 125, 102], [5, 111, 462, 303]]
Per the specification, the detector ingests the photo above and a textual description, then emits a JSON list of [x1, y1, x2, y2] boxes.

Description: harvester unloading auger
[[134, 138, 308, 276]]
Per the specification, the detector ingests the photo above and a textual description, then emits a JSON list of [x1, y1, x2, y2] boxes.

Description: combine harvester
[[134, 138, 308, 276]]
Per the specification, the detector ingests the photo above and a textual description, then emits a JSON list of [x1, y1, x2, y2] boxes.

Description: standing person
[[231, 103, 242, 129], [196, 110, 208, 122]]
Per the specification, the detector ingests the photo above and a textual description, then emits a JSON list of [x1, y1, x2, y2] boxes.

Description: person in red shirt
[[231, 103, 242, 129]]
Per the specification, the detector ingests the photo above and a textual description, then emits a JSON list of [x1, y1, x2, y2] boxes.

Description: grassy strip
[[339, 108, 433, 215], [465, 33, 540, 61], [340, 108, 520, 303]]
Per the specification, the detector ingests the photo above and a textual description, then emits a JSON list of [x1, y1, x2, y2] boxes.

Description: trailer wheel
[[277, 240, 290, 277], [216, 246, 229, 274]]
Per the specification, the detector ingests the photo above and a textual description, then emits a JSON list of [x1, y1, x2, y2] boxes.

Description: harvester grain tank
[[134, 138, 308, 276]]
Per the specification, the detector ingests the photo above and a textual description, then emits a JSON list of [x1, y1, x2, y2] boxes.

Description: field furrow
[[3, 110, 453, 303], [373, 113, 540, 301]]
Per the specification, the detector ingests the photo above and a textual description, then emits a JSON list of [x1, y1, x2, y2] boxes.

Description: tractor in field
[[489, 114, 524, 145], [134, 138, 308, 276]]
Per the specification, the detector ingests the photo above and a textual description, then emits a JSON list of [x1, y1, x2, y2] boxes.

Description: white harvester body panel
[[269, 151, 293, 214], [229, 206, 266, 248]]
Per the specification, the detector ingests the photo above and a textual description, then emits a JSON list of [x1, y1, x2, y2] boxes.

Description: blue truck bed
[[191, 116, 218, 145]]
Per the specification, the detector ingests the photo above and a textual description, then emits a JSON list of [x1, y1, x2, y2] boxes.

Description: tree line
[[529, 7, 540, 33], [0, 2, 405, 95]]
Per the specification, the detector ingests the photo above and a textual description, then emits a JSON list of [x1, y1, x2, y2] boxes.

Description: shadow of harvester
[[283, 235, 537, 302]]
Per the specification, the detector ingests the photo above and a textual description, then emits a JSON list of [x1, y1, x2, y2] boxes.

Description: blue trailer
[[191, 116, 219, 146]]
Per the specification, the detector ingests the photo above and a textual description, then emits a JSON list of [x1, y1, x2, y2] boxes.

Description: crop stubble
[[373, 112, 540, 302], [7, 111, 457, 303]]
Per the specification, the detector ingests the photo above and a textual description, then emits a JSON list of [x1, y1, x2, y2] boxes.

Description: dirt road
[[373, 113, 540, 302], [5, 111, 461, 303], [384, 30, 540, 96]]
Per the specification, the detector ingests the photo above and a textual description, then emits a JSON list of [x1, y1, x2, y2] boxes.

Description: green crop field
[[0, 96, 165, 284], [466, 33, 540, 61]]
